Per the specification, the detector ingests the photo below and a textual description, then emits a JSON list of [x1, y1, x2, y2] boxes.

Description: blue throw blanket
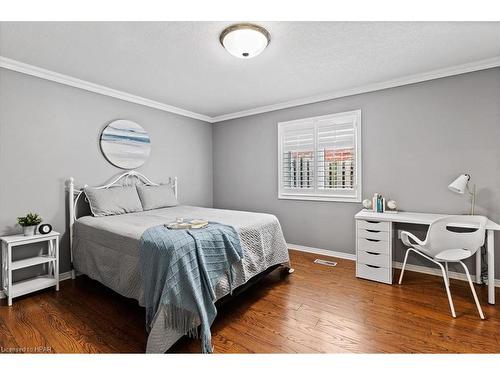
[[139, 222, 243, 353]]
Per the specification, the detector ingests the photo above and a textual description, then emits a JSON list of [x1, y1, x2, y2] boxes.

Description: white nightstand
[[1, 231, 60, 306]]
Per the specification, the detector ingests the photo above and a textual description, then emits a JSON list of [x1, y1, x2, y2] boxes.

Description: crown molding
[[0, 56, 213, 123], [2, 55, 499, 124], [211, 56, 500, 123]]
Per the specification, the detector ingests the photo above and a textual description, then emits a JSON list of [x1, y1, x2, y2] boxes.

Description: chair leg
[[398, 248, 411, 285], [459, 261, 485, 320], [437, 262, 456, 318], [445, 262, 450, 286]]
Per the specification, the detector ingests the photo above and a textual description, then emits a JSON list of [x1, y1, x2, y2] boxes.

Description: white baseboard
[[59, 270, 73, 282], [287, 243, 356, 261], [288, 244, 500, 287], [0, 270, 74, 299]]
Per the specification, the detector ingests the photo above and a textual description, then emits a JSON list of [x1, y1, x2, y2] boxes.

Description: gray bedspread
[[73, 205, 290, 353]]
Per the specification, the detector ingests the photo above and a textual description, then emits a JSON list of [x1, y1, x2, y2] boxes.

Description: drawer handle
[[366, 251, 380, 256], [365, 238, 380, 242], [366, 229, 380, 233], [366, 264, 381, 269], [366, 220, 380, 224]]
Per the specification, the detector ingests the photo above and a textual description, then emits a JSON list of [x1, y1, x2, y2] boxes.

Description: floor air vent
[[314, 259, 337, 267]]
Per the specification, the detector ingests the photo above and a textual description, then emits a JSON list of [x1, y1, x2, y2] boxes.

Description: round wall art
[[100, 120, 151, 169]]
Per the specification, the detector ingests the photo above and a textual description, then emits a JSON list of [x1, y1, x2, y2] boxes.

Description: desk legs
[[487, 230, 495, 305]]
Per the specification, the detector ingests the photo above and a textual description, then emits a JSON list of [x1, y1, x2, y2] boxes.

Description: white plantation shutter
[[316, 120, 356, 190], [278, 110, 361, 202], [281, 124, 314, 190]]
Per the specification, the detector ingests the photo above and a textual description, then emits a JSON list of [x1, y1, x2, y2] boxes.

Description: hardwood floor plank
[[51, 287, 145, 352], [1, 295, 52, 352], [30, 295, 101, 353], [0, 315, 19, 351]]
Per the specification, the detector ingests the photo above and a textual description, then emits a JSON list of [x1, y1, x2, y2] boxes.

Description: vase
[[23, 225, 37, 236]]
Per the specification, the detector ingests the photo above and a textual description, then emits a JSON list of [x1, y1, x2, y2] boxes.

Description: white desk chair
[[398, 215, 487, 319]]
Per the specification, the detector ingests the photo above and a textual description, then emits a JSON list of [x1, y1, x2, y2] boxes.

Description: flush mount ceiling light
[[219, 23, 270, 59]]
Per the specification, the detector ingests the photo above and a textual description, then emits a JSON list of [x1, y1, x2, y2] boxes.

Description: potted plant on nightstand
[[17, 212, 43, 236]]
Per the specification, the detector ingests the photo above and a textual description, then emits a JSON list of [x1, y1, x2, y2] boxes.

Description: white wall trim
[[211, 56, 500, 122], [0, 270, 73, 299], [287, 243, 356, 261], [288, 243, 500, 288], [0, 56, 212, 123], [2, 55, 499, 124], [59, 270, 73, 282]]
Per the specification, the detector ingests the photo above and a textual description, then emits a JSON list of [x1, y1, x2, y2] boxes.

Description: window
[[278, 110, 361, 202]]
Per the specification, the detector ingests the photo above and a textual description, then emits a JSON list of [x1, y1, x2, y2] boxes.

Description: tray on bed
[[165, 219, 208, 230]]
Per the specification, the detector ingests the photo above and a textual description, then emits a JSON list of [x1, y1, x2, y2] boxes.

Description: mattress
[[73, 205, 290, 352]]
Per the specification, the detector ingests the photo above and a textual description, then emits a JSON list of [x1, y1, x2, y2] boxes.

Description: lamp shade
[[448, 174, 470, 194]]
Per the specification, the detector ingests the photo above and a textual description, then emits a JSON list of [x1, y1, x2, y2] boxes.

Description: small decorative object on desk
[[362, 198, 372, 209], [362, 195, 398, 213], [372, 193, 385, 213], [386, 200, 398, 211], [16, 212, 43, 236]]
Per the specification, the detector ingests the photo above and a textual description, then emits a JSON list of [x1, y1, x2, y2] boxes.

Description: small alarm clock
[[38, 223, 52, 235]]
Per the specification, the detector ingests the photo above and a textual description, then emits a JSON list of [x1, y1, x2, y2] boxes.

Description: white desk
[[355, 210, 500, 304]]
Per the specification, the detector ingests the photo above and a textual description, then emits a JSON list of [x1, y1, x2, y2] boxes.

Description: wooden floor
[[1, 250, 499, 353]]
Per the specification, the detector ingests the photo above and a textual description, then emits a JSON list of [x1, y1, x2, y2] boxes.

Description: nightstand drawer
[[356, 263, 392, 284], [357, 237, 390, 255], [357, 229, 390, 242], [357, 220, 390, 232], [357, 250, 391, 268]]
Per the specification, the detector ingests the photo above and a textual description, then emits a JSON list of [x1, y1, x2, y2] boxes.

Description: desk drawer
[[357, 237, 390, 255], [357, 229, 390, 242], [357, 250, 391, 268], [357, 220, 390, 232], [356, 263, 392, 284]]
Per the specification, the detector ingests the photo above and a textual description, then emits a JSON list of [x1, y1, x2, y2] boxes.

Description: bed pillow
[[84, 186, 143, 217], [136, 184, 178, 211]]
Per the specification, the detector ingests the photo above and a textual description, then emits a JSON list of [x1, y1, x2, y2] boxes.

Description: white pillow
[[84, 186, 143, 217], [136, 184, 178, 211]]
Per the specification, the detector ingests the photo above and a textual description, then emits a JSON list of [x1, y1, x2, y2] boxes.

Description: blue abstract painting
[[100, 120, 151, 169]]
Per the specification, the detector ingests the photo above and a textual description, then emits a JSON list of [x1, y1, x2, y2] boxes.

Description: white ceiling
[[1, 22, 499, 119]]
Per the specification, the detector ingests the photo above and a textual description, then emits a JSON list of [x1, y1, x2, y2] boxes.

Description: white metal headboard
[[66, 170, 178, 279]]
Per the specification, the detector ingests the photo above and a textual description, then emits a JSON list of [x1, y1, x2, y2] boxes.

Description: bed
[[67, 171, 292, 353]]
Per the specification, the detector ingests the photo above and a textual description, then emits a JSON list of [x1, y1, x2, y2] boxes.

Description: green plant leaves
[[16, 212, 43, 227]]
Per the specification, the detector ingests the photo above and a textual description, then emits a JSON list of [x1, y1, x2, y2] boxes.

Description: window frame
[[277, 109, 362, 203]]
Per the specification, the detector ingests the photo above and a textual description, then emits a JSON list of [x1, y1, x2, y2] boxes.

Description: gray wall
[[1, 66, 499, 283], [213, 68, 500, 275], [0, 69, 213, 277]]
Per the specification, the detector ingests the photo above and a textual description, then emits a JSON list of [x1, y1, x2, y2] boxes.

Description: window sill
[[278, 194, 361, 203]]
